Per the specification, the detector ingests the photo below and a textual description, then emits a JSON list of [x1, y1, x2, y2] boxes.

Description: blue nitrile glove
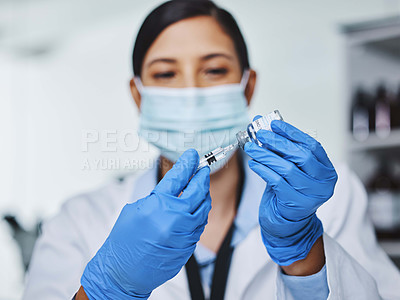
[[81, 149, 212, 299], [244, 118, 337, 266]]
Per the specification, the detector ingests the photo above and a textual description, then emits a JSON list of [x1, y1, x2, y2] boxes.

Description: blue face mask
[[135, 71, 250, 172]]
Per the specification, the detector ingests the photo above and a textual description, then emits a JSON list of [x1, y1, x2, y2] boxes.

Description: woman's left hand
[[244, 119, 338, 266]]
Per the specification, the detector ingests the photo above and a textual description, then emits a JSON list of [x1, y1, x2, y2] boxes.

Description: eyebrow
[[146, 53, 234, 68], [201, 53, 234, 61], [146, 58, 177, 68]]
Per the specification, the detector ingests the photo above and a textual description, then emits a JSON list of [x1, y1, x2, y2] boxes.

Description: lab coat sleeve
[[22, 195, 94, 300], [325, 165, 400, 299], [276, 164, 400, 300], [276, 233, 383, 300]]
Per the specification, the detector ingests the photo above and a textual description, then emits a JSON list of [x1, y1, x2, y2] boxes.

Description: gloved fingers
[[270, 120, 334, 169], [144, 213, 204, 251], [152, 243, 196, 262], [248, 160, 324, 220], [248, 159, 295, 197], [187, 192, 212, 228], [168, 225, 206, 249], [157, 166, 209, 213], [180, 166, 211, 213], [258, 188, 287, 234], [190, 191, 212, 222], [254, 129, 336, 181], [244, 142, 335, 198], [154, 149, 199, 196], [170, 192, 211, 233], [169, 210, 209, 233]]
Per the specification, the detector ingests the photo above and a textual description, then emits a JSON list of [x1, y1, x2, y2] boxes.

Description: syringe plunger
[[197, 144, 237, 170]]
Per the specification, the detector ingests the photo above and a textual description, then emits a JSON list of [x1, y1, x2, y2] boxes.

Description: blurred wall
[[1, 0, 400, 225]]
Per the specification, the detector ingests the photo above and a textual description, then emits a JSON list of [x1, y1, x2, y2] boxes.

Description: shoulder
[[42, 168, 156, 254], [24, 169, 157, 299], [62, 172, 141, 221]]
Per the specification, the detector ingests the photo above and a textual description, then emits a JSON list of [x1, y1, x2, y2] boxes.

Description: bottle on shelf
[[351, 87, 374, 141], [374, 83, 392, 139], [366, 161, 400, 235], [390, 84, 400, 129]]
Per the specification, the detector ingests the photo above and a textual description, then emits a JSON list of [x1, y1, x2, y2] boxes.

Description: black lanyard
[[167, 153, 245, 300], [185, 221, 236, 300], [157, 153, 244, 300]]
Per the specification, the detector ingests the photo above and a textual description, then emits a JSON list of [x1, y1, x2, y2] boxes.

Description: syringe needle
[[223, 143, 237, 152]]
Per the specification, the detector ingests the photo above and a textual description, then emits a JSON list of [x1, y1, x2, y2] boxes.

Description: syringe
[[197, 144, 238, 171], [196, 110, 283, 171]]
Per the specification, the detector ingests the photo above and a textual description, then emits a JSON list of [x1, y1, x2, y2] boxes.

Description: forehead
[[143, 16, 237, 62]]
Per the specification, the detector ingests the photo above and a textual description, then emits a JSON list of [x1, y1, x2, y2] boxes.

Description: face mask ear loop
[[240, 69, 250, 91], [133, 76, 144, 94]]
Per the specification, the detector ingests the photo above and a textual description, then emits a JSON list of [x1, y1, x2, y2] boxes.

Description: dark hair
[[132, 0, 250, 77]]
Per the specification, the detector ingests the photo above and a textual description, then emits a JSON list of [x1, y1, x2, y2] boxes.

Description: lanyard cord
[[185, 221, 236, 300], [156, 152, 245, 300], [184, 153, 244, 300]]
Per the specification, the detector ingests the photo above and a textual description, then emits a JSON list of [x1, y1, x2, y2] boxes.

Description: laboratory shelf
[[348, 129, 400, 152], [379, 241, 400, 257], [340, 16, 400, 48], [341, 16, 400, 34], [378, 231, 400, 269], [343, 15, 400, 270], [365, 36, 400, 59]]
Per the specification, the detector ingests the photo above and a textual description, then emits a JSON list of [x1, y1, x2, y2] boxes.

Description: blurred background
[[1, 0, 400, 298]]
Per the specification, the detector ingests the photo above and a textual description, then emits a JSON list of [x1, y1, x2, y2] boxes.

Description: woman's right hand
[[80, 149, 212, 300]]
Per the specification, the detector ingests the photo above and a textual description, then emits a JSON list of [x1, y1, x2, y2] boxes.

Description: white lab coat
[[0, 220, 24, 300], [23, 159, 400, 300]]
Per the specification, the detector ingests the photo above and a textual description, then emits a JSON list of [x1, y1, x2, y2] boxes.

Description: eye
[[153, 71, 175, 79], [206, 68, 228, 75]]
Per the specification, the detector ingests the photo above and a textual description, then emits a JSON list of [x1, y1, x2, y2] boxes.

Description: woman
[[23, 1, 400, 299]]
